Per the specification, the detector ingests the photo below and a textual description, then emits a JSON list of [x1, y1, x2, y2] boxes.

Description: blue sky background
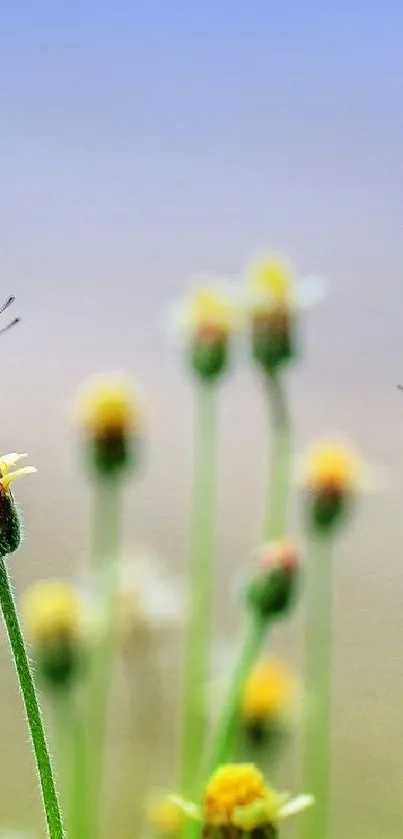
[[1, 0, 403, 368]]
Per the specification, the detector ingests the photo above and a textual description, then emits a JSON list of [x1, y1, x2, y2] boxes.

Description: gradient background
[[1, 2, 403, 837]]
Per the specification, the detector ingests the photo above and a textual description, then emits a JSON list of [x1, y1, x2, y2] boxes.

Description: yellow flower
[[302, 440, 363, 494], [146, 795, 183, 834], [22, 581, 82, 645], [0, 452, 36, 493], [247, 254, 295, 309], [242, 658, 294, 723], [174, 286, 240, 339], [203, 764, 267, 826], [75, 373, 142, 439], [171, 764, 312, 832]]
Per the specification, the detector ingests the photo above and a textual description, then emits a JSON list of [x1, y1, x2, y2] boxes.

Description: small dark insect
[[398, 385, 403, 390], [0, 296, 20, 336]]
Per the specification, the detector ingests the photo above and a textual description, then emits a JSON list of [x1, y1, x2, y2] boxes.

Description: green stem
[[0, 559, 64, 839], [263, 374, 291, 542], [51, 690, 72, 827], [88, 478, 123, 839], [300, 537, 333, 839], [207, 614, 269, 772], [70, 693, 88, 839], [180, 383, 218, 796]]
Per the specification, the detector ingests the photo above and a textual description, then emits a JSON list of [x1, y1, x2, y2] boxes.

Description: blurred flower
[[145, 794, 184, 835], [242, 657, 294, 724], [244, 252, 324, 373], [241, 657, 296, 749], [75, 373, 143, 477], [21, 581, 87, 690], [171, 284, 241, 380], [300, 439, 368, 533], [245, 541, 299, 620], [90, 554, 183, 650], [172, 763, 313, 836], [0, 452, 36, 557]]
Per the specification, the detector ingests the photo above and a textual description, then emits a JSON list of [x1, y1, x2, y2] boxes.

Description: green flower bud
[[245, 542, 299, 620], [191, 334, 228, 381], [0, 491, 22, 556], [252, 310, 296, 374], [0, 452, 36, 557]]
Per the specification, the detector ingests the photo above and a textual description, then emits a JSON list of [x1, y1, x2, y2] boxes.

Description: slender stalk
[[180, 383, 218, 795], [51, 690, 72, 825], [207, 614, 268, 772], [263, 374, 291, 542], [0, 559, 64, 839], [88, 477, 123, 839], [300, 536, 333, 839], [70, 693, 88, 839]]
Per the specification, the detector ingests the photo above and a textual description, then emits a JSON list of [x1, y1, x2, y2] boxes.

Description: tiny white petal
[[0, 452, 28, 467], [169, 796, 201, 820], [279, 795, 314, 819], [296, 276, 328, 309]]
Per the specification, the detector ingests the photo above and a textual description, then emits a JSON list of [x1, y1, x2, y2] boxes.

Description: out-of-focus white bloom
[[115, 554, 184, 645]]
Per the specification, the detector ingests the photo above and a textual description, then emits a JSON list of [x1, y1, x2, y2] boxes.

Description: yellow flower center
[[242, 658, 293, 722], [22, 581, 82, 645], [248, 255, 294, 308], [187, 288, 236, 336], [203, 764, 266, 825], [76, 375, 141, 438], [304, 442, 360, 493]]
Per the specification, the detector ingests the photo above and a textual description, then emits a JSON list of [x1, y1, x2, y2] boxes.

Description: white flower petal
[[296, 276, 328, 309], [279, 794, 314, 819], [169, 796, 201, 821]]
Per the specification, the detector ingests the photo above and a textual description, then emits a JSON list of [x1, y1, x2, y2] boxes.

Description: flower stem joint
[[172, 763, 312, 839], [245, 541, 299, 621]]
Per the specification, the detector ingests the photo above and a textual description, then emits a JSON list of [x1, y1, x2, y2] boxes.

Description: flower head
[[21, 581, 86, 689], [75, 373, 143, 477], [244, 252, 324, 373], [172, 764, 312, 835], [172, 283, 240, 380], [146, 795, 183, 835], [301, 439, 366, 532], [22, 581, 82, 645], [247, 254, 295, 311], [242, 658, 294, 725], [0, 452, 36, 556]]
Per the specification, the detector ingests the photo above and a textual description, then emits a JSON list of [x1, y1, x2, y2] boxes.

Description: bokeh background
[[1, 2, 403, 837]]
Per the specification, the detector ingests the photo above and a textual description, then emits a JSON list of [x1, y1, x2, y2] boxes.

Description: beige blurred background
[[1, 2, 403, 837]]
